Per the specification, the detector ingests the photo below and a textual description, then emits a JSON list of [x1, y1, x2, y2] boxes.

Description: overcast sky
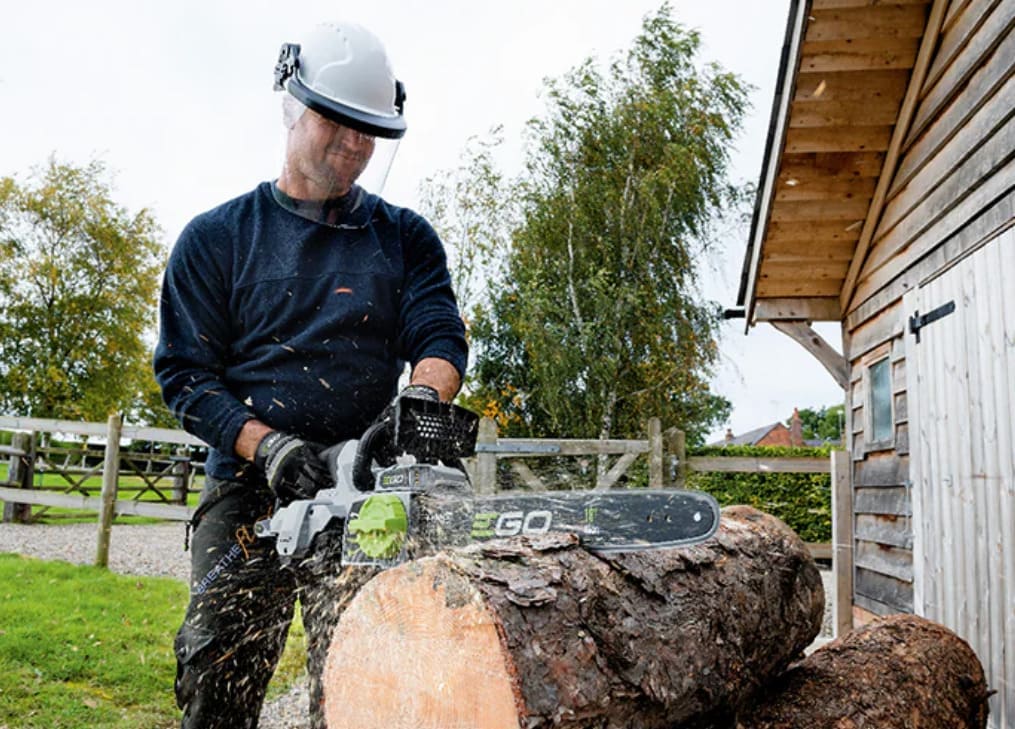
[[0, 0, 845, 442]]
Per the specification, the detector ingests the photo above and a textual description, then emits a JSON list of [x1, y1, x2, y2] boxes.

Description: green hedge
[[687, 444, 835, 544]]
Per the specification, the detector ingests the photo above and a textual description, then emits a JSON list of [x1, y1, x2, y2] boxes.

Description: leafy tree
[[457, 5, 749, 448], [0, 158, 164, 421], [790, 404, 845, 443]]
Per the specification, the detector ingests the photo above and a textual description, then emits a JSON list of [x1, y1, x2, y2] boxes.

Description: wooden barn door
[[905, 229, 1015, 728]]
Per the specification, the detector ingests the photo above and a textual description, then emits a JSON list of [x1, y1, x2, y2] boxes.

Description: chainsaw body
[[254, 398, 478, 567]]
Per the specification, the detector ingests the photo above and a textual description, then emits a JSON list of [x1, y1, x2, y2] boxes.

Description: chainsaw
[[254, 397, 721, 567]]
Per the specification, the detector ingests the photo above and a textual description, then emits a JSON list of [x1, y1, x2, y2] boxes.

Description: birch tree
[[467, 5, 747, 447]]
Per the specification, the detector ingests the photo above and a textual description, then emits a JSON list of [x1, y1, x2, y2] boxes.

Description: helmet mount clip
[[273, 43, 301, 92], [394, 80, 406, 115]]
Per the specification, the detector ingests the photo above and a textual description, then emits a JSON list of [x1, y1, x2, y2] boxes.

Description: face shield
[[281, 93, 400, 197], [356, 133, 399, 195]]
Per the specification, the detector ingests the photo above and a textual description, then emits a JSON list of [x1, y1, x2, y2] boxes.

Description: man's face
[[289, 108, 376, 197]]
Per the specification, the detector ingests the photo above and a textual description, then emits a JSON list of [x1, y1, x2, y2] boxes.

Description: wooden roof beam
[[767, 220, 864, 243], [775, 176, 878, 202], [785, 126, 894, 154], [771, 321, 849, 389], [780, 151, 887, 180], [806, 5, 931, 41], [790, 98, 903, 128], [794, 70, 911, 102], [801, 38, 921, 72], [755, 297, 842, 321], [758, 279, 844, 297]]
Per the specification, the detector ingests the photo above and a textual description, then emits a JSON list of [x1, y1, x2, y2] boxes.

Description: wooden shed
[[735, 0, 1014, 724]]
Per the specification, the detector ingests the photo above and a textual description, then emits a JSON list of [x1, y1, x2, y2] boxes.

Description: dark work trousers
[[174, 476, 350, 729]]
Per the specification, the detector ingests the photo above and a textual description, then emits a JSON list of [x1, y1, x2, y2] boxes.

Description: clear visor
[[356, 135, 399, 195], [280, 94, 400, 219]]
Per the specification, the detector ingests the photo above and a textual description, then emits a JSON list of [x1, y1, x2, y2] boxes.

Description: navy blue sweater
[[154, 182, 467, 480]]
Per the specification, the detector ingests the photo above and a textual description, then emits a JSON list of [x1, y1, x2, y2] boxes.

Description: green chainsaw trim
[[347, 495, 408, 559]]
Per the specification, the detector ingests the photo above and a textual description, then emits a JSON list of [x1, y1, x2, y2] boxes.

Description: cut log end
[[322, 559, 522, 729]]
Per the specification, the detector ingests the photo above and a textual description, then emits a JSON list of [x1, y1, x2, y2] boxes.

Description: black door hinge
[[909, 300, 955, 344]]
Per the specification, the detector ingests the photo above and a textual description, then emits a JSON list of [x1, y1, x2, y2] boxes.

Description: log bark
[[737, 614, 991, 729], [322, 505, 824, 729]]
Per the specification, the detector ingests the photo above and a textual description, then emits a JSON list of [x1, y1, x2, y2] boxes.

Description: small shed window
[[869, 357, 893, 443]]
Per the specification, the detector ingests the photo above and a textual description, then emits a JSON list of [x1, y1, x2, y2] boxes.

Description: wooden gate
[[905, 228, 1015, 727]]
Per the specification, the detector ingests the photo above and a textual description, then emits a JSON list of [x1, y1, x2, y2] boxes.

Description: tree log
[[322, 505, 824, 729], [738, 614, 991, 729]]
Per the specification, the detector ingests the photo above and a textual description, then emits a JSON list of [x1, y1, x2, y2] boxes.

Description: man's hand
[[254, 431, 330, 504]]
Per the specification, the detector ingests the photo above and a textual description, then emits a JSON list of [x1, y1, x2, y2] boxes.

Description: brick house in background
[[713, 408, 808, 447]]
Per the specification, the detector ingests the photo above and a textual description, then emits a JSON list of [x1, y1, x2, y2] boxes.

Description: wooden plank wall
[[843, 0, 1015, 618], [846, 317, 914, 615]]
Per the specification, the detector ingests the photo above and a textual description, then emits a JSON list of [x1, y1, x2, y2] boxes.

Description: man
[[154, 21, 467, 729]]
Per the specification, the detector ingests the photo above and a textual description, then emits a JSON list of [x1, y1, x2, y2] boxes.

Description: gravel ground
[[0, 522, 192, 582], [0, 521, 835, 728]]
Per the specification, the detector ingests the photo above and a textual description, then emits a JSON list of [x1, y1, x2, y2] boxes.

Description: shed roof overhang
[[737, 0, 942, 328]]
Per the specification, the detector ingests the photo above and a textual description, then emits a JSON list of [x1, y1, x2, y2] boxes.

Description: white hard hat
[[273, 22, 407, 139]]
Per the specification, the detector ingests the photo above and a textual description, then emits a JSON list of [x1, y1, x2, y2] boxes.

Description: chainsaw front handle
[[352, 420, 393, 492]]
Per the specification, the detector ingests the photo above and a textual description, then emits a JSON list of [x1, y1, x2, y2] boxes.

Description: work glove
[[377, 384, 441, 443], [389, 383, 440, 412], [371, 383, 441, 435], [254, 431, 331, 505]]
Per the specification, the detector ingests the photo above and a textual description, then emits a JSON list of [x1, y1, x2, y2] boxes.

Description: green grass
[[0, 554, 306, 728]]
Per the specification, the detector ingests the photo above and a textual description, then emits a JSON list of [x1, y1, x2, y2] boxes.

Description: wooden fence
[[472, 417, 677, 493], [0, 415, 852, 629]]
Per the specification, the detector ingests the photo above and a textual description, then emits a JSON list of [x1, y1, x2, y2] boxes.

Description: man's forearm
[[410, 357, 461, 402], [234, 419, 274, 462]]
